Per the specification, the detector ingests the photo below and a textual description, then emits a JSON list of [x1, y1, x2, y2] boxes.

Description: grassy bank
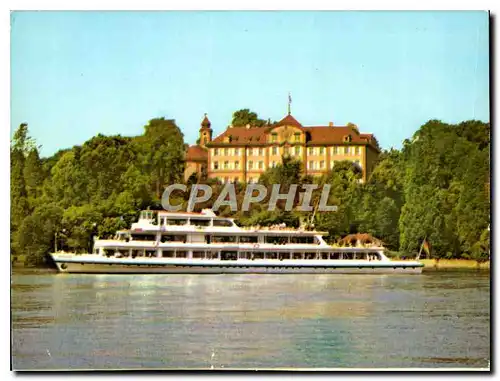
[[418, 259, 490, 270]]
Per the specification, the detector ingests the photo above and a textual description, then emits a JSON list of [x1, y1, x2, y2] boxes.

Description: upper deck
[[131, 209, 327, 237]]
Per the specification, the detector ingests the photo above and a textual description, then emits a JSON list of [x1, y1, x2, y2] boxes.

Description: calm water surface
[[11, 270, 490, 370]]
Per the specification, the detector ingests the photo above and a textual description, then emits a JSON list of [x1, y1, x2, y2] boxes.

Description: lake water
[[11, 270, 490, 370]]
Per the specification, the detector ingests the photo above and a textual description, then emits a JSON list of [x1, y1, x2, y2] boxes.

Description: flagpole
[[416, 236, 426, 260]]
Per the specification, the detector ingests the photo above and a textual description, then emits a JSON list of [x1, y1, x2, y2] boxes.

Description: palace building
[[185, 112, 380, 183]]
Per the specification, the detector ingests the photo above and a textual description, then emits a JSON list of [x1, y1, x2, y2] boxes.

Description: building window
[[271, 133, 277, 142], [214, 161, 219, 170], [272, 146, 278, 155], [248, 148, 253, 156], [224, 161, 229, 169], [308, 147, 315, 155], [235, 148, 239, 155], [224, 148, 229, 156], [319, 147, 325, 155], [294, 133, 300, 142], [344, 146, 349, 155], [320, 160, 325, 169], [294, 146, 301, 155], [214, 148, 219, 156], [258, 161, 264, 169], [283, 146, 289, 156], [235, 161, 240, 169], [271, 161, 276, 168], [355, 146, 360, 155], [248, 161, 254, 170], [259, 148, 264, 156], [309, 161, 315, 170], [332, 146, 338, 155]]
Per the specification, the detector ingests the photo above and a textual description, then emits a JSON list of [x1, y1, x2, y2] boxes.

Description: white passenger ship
[[50, 209, 423, 274]]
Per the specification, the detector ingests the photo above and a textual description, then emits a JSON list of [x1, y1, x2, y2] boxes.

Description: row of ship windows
[[103, 249, 381, 261], [127, 234, 317, 245], [212, 159, 362, 171], [213, 146, 362, 157]]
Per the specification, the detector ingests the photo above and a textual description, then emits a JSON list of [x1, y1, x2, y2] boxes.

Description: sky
[[10, 11, 489, 157]]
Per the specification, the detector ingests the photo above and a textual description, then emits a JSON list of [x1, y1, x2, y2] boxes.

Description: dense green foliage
[[231, 109, 268, 127], [10, 116, 490, 266], [10, 118, 185, 265]]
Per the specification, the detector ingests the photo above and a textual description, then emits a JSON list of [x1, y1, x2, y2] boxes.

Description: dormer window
[[271, 133, 278, 143], [344, 135, 352, 143], [294, 133, 300, 142]]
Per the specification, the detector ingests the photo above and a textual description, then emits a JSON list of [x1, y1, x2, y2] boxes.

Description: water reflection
[[11, 271, 490, 369]]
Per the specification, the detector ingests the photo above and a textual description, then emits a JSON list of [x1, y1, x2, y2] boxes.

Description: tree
[[136, 118, 186, 200], [399, 119, 490, 258], [24, 148, 44, 206], [13, 204, 63, 265], [231, 109, 267, 127]]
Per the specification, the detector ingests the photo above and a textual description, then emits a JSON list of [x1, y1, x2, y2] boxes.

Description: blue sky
[[11, 11, 489, 157]]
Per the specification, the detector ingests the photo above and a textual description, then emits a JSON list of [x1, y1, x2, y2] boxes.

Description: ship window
[[252, 252, 265, 260], [175, 251, 188, 258], [292, 252, 303, 260], [206, 251, 219, 260], [161, 234, 186, 243], [355, 252, 367, 260], [117, 232, 129, 241], [213, 219, 233, 227], [162, 250, 175, 258], [190, 219, 210, 227], [131, 249, 142, 258], [279, 252, 290, 260], [368, 252, 381, 261], [290, 236, 315, 244], [321, 252, 329, 260], [145, 250, 157, 258], [265, 252, 278, 260], [104, 249, 115, 257], [265, 236, 289, 245], [343, 252, 354, 260], [239, 251, 250, 259], [131, 234, 156, 241], [304, 252, 317, 260], [240, 235, 258, 243], [221, 251, 238, 261], [212, 235, 236, 243], [167, 219, 187, 226], [192, 251, 205, 259], [330, 252, 341, 260]]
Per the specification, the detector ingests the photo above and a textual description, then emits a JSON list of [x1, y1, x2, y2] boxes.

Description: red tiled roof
[[275, 114, 303, 128], [185, 145, 208, 161], [210, 126, 268, 145], [205, 114, 379, 151], [303, 126, 375, 146]]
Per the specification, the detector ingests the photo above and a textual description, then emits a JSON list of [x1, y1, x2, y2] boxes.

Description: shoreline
[[11, 259, 490, 274], [411, 259, 490, 270]]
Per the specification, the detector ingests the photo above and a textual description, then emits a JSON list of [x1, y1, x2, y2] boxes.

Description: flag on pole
[[422, 238, 430, 257]]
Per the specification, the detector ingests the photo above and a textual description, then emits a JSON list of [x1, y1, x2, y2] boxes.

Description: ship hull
[[51, 256, 423, 274]]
